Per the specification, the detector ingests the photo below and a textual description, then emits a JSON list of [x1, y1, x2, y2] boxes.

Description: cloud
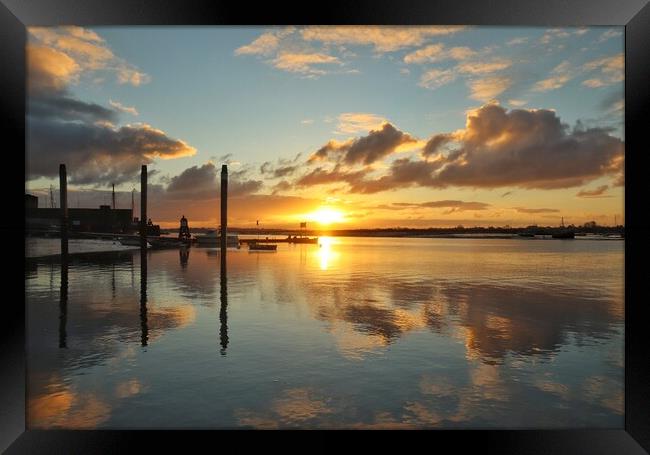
[[26, 27, 196, 186], [301, 119, 314, 125], [536, 27, 583, 39], [507, 99, 527, 107], [260, 163, 299, 178], [419, 69, 456, 90], [404, 44, 478, 64], [109, 99, 138, 116], [600, 91, 624, 114], [514, 207, 559, 214], [260, 154, 304, 179], [429, 103, 624, 189], [598, 29, 622, 43], [506, 37, 528, 46], [392, 200, 491, 213], [576, 185, 610, 198], [347, 158, 445, 194], [295, 165, 369, 188], [235, 28, 294, 56], [582, 53, 624, 88], [294, 103, 623, 193], [29, 27, 150, 87], [309, 123, 417, 165], [271, 180, 293, 194], [301, 26, 465, 53], [271, 52, 341, 75], [532, 61, 573, 92], [422, 133, 455, 157], [404, 44, 444, 64], [27, 44, 82, 94], [413, 49, 511, 97], [27, 120, 197, 184], [116, 68, 151, 86], [335, 113, 388, 134], [166, 162, 262, 199], [468, 76, 512, 101], [456, 59, 512, 75], [29, 94, 117, 124]]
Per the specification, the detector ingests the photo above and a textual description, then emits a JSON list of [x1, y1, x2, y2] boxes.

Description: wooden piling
[[220, 164, 228, 253], [140, 165, 147, 248]]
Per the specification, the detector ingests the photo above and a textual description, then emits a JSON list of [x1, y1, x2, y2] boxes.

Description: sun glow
[[306, 207, 345, 225], [317, 236, 339, 270]]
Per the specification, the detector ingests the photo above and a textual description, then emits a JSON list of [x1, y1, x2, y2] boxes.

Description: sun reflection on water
[[317, 236, 339, 270]]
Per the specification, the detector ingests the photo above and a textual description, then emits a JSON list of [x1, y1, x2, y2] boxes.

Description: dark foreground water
[[26, 237, 624, 429]]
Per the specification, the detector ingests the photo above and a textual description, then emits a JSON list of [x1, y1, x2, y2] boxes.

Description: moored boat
[[249, 243, 277, 251], [552, 230, 575, 239], [195, 230, 240, 248]]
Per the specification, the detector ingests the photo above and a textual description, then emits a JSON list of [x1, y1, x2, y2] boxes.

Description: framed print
[[2, 0, 650, 452]]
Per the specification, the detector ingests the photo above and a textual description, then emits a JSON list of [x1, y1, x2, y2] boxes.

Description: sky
[[25, 26, 624, 229]]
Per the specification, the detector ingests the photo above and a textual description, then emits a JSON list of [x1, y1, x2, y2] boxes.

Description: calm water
[[26, 237, 624, 429]]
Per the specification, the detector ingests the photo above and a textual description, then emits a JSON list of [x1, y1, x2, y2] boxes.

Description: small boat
[[552, 217, 575, 239], [148, 237, 184, 249], [286, 235, 319, 244], [119, 237, 152, 248], [552, 230, 575, 239], [195, 230, 240, 248], [249, 243, 277, 251], [249, 220, 277, 251]]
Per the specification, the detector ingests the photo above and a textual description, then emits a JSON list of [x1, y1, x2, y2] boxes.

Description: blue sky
[[25, 26, 624, 227]]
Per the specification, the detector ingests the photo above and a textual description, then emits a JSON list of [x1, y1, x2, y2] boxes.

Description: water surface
[[26, 237, 624, 429]]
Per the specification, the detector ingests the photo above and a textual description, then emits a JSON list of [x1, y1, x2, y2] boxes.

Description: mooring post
[[140, 165, 147, 248], [59, 164, 68, 255], [220, 164, 228, 254]]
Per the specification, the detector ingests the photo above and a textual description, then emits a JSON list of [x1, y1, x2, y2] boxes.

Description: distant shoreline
[[162, 226, 625, 238]]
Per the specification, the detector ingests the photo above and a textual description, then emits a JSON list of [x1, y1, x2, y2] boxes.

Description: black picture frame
[[3, 0, 649, 452]]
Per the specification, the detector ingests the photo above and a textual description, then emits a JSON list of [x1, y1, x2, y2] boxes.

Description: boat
[[286, 235, 319, 244], [119, 237, 152, 248], [248, 243, 277, 251], [119, 238, 152, 248], [195, 230, 240, 248], [248, 220, 277, 251], [552, 230, 575, 239], [552, 217, 575, 239], [147, 237, 184, 249]]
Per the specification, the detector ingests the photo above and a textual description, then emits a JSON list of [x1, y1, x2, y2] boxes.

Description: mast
[[112, 183, 116, 209], [49, 184, 56, 208]]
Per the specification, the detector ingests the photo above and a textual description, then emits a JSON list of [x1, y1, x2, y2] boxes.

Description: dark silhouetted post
[[140, 165, 147, 248], [59, 164, 68, 255], [220, 164, 228, 253]]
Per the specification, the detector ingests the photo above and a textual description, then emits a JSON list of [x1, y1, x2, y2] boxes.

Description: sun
[[307, 207, 345, 225]]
